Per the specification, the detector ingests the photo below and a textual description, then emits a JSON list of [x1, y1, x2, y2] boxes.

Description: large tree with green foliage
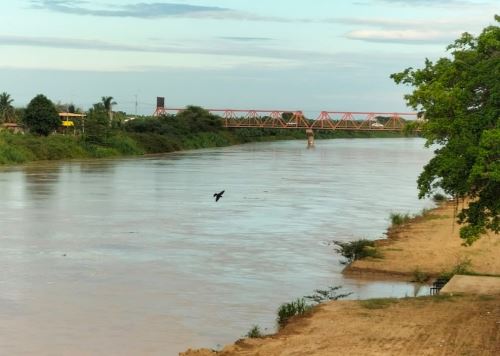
[[85, 102, 110, 144], [0, 92, 16, 123], [391, 16, 499, 245], [23, 94, 60, 136]]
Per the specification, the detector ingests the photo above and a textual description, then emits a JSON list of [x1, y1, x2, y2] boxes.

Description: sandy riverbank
[[345, 201, 500, 278], [182, 294, 500, 356], [182, 202, 500, 355]]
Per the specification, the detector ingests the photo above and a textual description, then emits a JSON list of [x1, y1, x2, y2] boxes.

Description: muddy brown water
[[0, 138, 434, 355]]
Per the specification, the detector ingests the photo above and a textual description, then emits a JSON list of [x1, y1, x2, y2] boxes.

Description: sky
[[0, 0, 497, 115]]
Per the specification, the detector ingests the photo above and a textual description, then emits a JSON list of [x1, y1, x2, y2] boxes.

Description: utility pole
[[134, 94, 138, 116]]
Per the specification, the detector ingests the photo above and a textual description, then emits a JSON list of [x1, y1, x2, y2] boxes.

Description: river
[[0, 138, 434, 355]]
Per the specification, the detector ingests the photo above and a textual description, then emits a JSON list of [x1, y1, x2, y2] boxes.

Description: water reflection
[[0, 138, 434, 355], [23, 164, 61, 200], [78, 159, 117, 174]]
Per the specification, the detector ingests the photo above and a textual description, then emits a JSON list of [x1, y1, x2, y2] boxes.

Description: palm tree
[[101, 96, 117, 124], [0, 92, 15, 123]]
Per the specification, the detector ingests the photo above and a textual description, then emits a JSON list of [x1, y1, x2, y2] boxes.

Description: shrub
[[246, 325, 263, 338], [390, 212, 412, 226], [86, 145, 120, 158], [438, 258, 473, 283], [107, 134, 144, 155], [432, 193, 447, 202], [277, 298, 311, 328], [0, 143, 31, 164], [332, 239, 382, 265], [304, 286, 352, 303], [411, 268, 430, 283]]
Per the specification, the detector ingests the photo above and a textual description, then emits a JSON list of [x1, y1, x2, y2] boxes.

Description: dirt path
[[181, 294, 500, 356], [346, 202, 500, 278]]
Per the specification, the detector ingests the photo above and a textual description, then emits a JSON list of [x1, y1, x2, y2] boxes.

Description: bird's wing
[[220, 190, 225, 195]]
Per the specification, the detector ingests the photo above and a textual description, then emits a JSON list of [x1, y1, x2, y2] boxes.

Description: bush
[[277, 298, 311, 328], [127, 132, 181, 154], [246, 325, 263, 338], [438, 258, 473, 283], [304, 286, 352, 303], [107, 134, 144, 155], [85, 145, 120, 158], [390, 212, 412, 226], [411, 268, 430, 283], [332, 239, 381, 265], [0, 143, 31, 164], [432, 193, 447, 202]]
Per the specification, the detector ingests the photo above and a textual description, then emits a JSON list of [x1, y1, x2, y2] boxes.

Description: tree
[[0, 92, 15, 123], [23, 94, 60, 136], [390, 16, 499, 245], [101, 96, 117, 124], [84, 102, 110, 144]]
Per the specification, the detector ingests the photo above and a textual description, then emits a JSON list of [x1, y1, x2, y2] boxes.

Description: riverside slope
[[182, 202, 500, 355], [345, 201, 500, 277]]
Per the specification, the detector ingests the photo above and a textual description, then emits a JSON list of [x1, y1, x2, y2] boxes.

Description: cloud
[[374, 0, 490, 6], [0, 34, 318, 63], [30, 0, 230, 18], [324, 17, 476, 30], [333, 14, 493, 45], [0, 34, 431, 73], [219, 37, 273, 42], [345, 29, 458, 44], [29, 0, 298, 22]]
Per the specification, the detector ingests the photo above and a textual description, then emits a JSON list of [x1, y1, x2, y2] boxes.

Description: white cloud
[[345, 29, 459, 44]]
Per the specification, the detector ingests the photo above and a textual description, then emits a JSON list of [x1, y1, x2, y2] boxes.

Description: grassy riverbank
[[0, 124, 407, 166]]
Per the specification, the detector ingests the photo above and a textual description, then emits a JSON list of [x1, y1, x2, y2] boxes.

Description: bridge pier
[[306, 129, 314, 148]]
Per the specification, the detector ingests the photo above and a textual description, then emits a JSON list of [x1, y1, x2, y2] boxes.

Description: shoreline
[[182, 202, 500, 355], [0, 129, 412, 167], [346, 201, 500, 278]]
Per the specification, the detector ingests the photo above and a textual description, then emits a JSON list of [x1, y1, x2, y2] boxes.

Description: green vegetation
[[277, 298, 311, 328], [101, 96, 117, 123], [304, 286, 353, 303], [277, 285, 351, 328], [390, 212, 412, 226], [437, 258, 474, 283], [0, 92, 16, 123], [23, 94, 60, 136], [391, 16, 499, 245], [245, 325, 264, 338], [0, 94, 414, 167], [411, 268, 430, 283], [360, 298, 398, 310], [332, 239, 382, 264], [432, 193, 447, 203]]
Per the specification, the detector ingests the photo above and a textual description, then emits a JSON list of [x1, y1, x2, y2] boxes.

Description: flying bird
[[213, 190, 225, 202]]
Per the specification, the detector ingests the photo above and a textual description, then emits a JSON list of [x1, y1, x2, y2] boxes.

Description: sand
[[441, 275, 500, 295], [182, 203, 500, 355], [346, 202, 500, 277], [181, 294, 500, 356]]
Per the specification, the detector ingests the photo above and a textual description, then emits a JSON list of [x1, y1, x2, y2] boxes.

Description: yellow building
[[58, 112, 86, 134]]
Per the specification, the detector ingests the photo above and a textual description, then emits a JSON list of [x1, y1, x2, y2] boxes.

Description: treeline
[[0, 94, 406, 165]]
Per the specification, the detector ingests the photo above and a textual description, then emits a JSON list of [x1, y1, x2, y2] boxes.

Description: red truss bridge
[[158, 108, 419, 132]]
